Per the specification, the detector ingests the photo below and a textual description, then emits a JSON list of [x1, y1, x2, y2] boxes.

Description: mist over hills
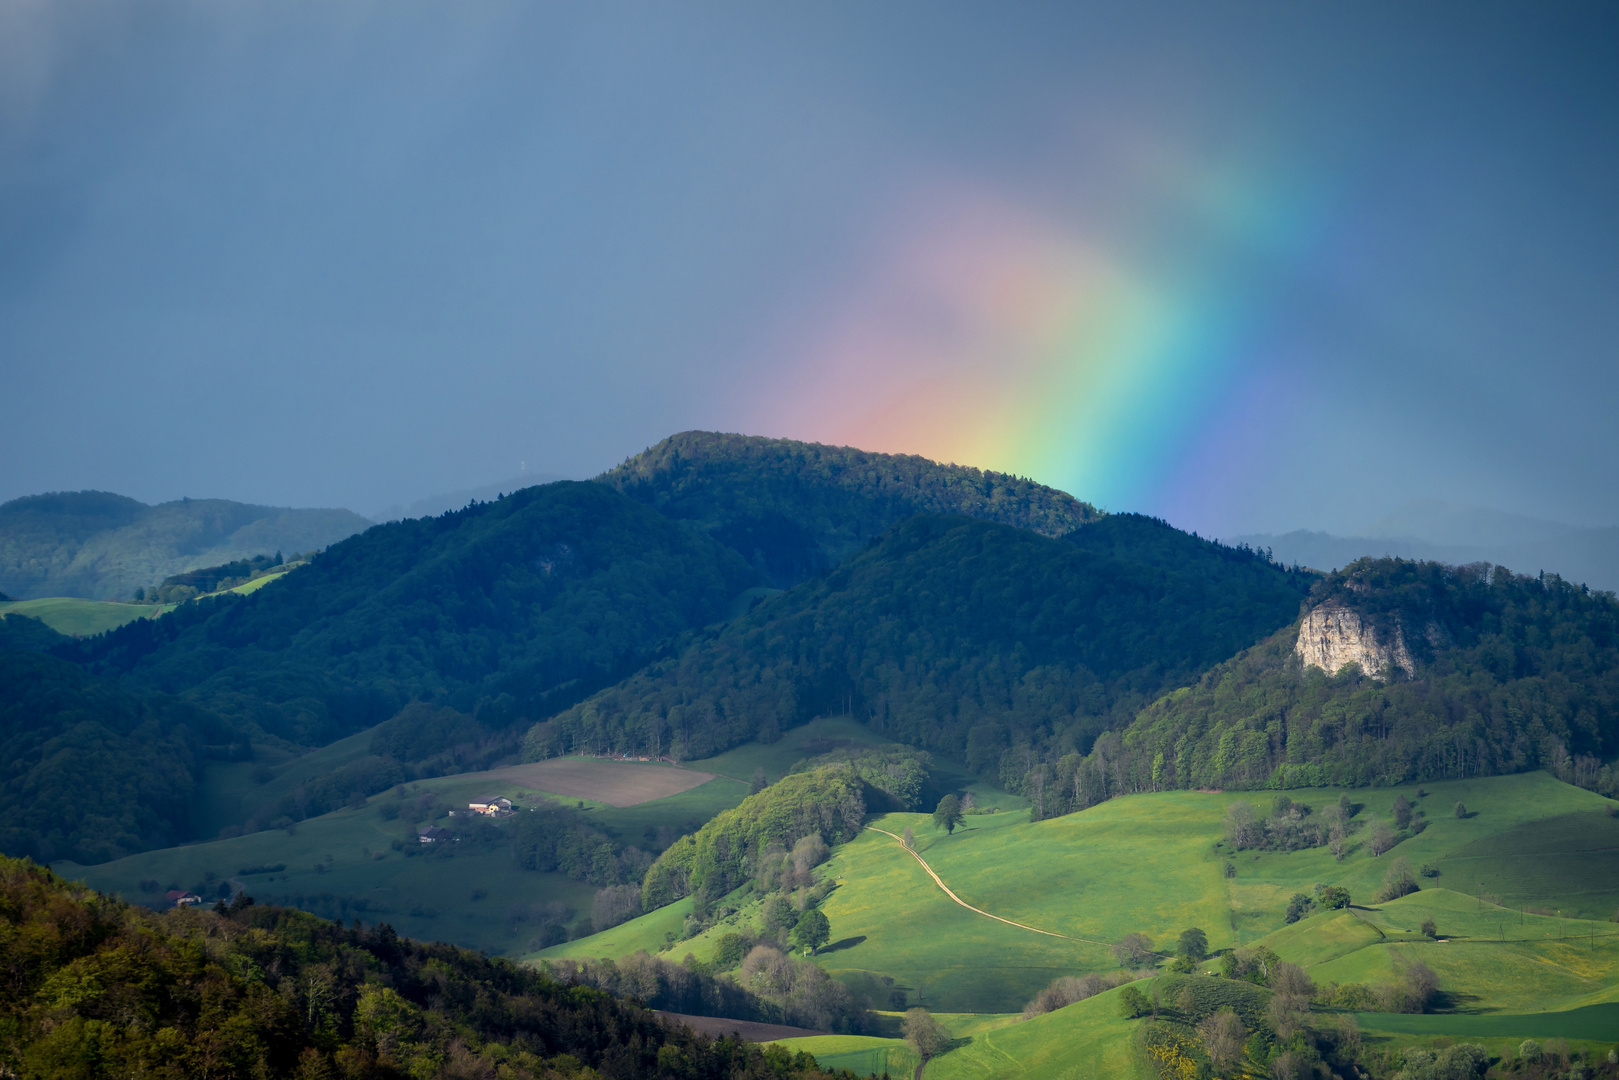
[[1230, 499, 1619, 593], [0, 490, 372, 601]]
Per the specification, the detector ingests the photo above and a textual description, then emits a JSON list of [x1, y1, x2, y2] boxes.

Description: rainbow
[[736, 151, 1326, 519]]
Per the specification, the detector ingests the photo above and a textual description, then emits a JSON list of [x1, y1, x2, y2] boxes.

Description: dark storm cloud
[[1, 1, 1615, 536]]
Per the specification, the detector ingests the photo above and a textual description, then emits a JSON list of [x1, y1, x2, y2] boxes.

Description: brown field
[[470, 758, 716, 807], [656, 1012, 826, 1041]]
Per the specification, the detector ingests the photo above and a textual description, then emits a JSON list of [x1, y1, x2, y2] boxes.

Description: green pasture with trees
[[552, 767, 1619, 1078]]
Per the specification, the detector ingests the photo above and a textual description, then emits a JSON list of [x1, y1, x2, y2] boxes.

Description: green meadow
[[58, 765, 748, 956], [0, 596, 170, 636], [550, 768, 1619, 1077]]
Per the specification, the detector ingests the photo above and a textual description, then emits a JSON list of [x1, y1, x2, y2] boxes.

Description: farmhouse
[[165, 890, 202, 907], [468, 796, 513, 817], [418, 825, 451, 843]]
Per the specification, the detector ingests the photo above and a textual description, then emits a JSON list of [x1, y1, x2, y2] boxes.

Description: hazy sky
[[3, 1, 1616, 535]]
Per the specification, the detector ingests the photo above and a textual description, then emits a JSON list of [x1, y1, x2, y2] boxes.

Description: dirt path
[[862, 826, 1110, 946]]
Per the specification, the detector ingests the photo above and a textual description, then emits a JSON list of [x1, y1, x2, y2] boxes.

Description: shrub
[[1420, 917, 1437, 938], [1455, 801, 1468, 818], [1118, 984, 1150, 1019], [1378, 857, 1419, 902]]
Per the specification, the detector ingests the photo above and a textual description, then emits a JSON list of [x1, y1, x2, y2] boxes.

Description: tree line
[[0, 854, 853, 1080]]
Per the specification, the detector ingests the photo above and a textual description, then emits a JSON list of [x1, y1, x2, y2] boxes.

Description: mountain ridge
[[0, 490, 372, 601]]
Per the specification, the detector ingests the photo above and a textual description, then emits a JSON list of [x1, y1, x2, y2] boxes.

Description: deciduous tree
[[932, 794, 964, 834], [902, 1008, 951, 1063], [1110, 932, 1154, 968]]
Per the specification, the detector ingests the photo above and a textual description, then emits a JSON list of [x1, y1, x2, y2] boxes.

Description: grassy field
[[770, 993, 1151, 1080], [0, 596, 171, 635], [61, 763, 748, 957], [558, 771, 1619, 1029], [771, 1034, 921, 1078], [1281, 888, 1619, 1015]]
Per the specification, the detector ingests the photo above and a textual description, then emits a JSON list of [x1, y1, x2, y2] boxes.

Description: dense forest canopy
[[600, 431, 1100, 587], [526, 513, 1312, 774], [1027, 558, 1619, 818], [0, 856, 845, 1080], [69, 482, 757, 745], [0, 490, 369, 601], [0, 651, 242, 863]]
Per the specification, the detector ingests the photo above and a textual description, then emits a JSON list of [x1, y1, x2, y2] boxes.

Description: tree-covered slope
[[0, 855, 845, 1080], [0, 489, 371, 600], [600, 431, 1100, 587], [72, 482, 757, 745], [526, 513, 1313, 779], [1089, 558, 1619, 800], [0, 651, 240, 863]]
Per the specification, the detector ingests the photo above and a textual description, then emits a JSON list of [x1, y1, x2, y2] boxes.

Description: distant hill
[[526, 513, 1313, 779], [0, 490, 372, 600], [1229, 501, 1619, 593], [601, 431, 1100, 587]]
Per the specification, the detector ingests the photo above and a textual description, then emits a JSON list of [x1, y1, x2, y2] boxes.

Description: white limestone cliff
[[1294, 602, 1416, 678]]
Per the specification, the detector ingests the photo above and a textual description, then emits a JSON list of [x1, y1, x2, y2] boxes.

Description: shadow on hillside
[[1430, 990, 1494, 1014], [819, 935, 866, 954]]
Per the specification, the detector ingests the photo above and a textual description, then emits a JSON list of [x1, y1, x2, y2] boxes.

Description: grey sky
[[2, 2, 1615, 536]]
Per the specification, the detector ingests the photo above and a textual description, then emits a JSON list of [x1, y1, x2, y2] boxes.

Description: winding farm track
[[861, 826, 1110, 946]]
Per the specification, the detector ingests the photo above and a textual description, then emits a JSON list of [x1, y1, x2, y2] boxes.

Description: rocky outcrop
[[1295, 603, 1415, 678]]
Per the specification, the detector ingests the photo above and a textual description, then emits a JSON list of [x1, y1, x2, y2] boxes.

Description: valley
[[7, 434, 1619, 1079]]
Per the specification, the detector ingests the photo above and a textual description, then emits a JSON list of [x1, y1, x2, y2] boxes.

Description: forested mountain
[[0, 651, 242, 863], [0, 490, 371, 600], [601, 431, 1099, 587], [524, 513, 1313, 778], [1032, 558, 1619, 816], [0, 856, 843, 1080], [71, 482, 757, 745]]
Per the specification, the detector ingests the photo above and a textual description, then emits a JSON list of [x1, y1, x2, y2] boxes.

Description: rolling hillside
[[0, 489, 370, 600], [526, 512, 1312, 777], [70, 481, 758, 745], [558, 770, 1619, 1077], [601, 431, 1101, 587]]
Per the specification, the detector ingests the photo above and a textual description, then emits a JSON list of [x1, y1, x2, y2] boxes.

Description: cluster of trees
[[1018, 559, 1619, 816], [550, 942, 867, 1035], [0, 651, 241, 863], [600, 430, 1100, 588], [145, 552, 286, 603], [641, 765, 864, 911], [528, 513, 1310, 772], [0, 855, 851, 1080], [1121, 962, 1462, 1080], [1284, 883, 1351, 924], [1021, 970, 1145, 1018], [510, 802, 653, 888], [788, 744, 934, 810]]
